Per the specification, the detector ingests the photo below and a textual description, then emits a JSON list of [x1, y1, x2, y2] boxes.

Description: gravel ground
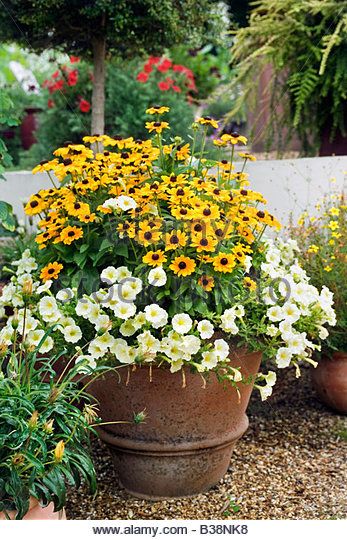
[[66, 367, 347, 520]]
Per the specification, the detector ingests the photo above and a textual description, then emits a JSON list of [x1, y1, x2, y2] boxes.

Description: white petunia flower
[[114, 266, 132, 282], [181, 335, 201, 355], [102, 198, 119, 210], [172, 313, 193, 335], [148, 267, 167, 287], [197, 319, 214, 340], [26, 329, 54, 354], [170, 359, 184, 373], [201, 351, 218, 370], [56, 288, 73, 302], [267, 306, 283, 322], [37, 280, 53, 294], [281, 303, 300, 324], [63, 325, 82, 343], [100, 266, 119, 284], [110, 338, 134, 364], [144, 304, 168, 328], [276, 347, 292, 368], [114, 302, 136, 320], [94, 314, 111, 332], [120, 319, 139, 337], [117, 195, 137, 211], [214, 339, 229, 360], [38, 297, 60, 323], [266, 324, 279, 337], [137, 330, 160, 354], [76, 299, 93, 317], [88, 340, 107, 359]]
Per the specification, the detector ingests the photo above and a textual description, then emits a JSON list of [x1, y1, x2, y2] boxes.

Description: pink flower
[[172, 85, 182, 93]]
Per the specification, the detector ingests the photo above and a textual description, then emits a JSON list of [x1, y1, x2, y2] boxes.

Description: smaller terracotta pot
[[311, 352, 347, 414], [0, 497, 66, 520]]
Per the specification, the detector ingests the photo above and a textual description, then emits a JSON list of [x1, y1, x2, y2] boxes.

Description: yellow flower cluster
[[26, 109, 281, 286]]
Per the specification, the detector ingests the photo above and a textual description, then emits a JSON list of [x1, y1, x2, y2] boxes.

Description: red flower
[[137, 72, 149, 83], [47, 99, 55, 108], [157, 59, 172, 73], [158, 81, 170, 91], [148, 56, 161, 65], [67, 69, 78, 86], [70, 56, 80, 63], [143, 62, 153, 74], [79, 98, 91, 113], [50, 79, 64, 93], [52, 70, 60, 79], [173, 64, 185, 73], [172, 85, 182, 93]]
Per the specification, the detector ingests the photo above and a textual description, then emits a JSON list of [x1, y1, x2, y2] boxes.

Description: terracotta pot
[[0, 497, 66, 520], [311, 352, 347, 414], [90, 349, 261, 499]]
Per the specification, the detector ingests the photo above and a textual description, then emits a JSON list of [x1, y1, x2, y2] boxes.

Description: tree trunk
[[91, 36, 106, 135]]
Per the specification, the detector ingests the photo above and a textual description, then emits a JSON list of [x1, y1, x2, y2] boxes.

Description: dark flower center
[[220, 258, 228, 265], [257, 210, 265, 218], [152, 254, 160, 261], [203, 208, 211, 216], [30, 200, 39, 208], [200, 238, 208, 246], [178, 261, 187, 269], [144, 232, 152, 240], [170, 235, 179, 244]]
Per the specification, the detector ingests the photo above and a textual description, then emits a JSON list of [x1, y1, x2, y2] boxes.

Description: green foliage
[[0, 344, 98, 519], [0, 1, 224, 58], [0, 89, 18, 230], [229, 0, 347, 153]]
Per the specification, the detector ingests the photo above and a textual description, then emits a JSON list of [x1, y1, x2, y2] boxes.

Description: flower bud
[[43, 419, 54, 434], [28, 410, 39, 429], [54, 440, 65, 462]]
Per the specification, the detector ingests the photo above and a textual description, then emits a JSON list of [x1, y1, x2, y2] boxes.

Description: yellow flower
[[244, 277, 257, 291], [25, 196, 46, 216], [238, 152, 256, 161], [40, 262, 63, 282], [308, 244, 319, 253], [328, 220, 339, 231], [145, 121, 169, 134], [324, 265, 333, 272], [146, 106, 170, 115], [197, 116, 219, 129], [60, 226, 84, 245], [142, 250, 167, 267], [169, 255, 196, 277], [212, 253, 236, 273], [54, 441, 65, 462], [329, 207, 340, 216], [164, 230, 187, 251], [221, 133, 248, 145], [198, 275, 215, 291]]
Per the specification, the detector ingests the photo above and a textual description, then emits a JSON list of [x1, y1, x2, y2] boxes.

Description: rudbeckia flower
[[145, 121, 169, 134], [169, 255, 196, 277], [40, 261, 63, 282], [197, 116, 219, 129], [60, 226, 84, 245], [212, 253, 236, 273], [146, 106, 170, 115]]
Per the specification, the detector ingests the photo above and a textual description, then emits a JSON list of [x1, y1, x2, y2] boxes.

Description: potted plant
[[0, 281, 98, 519], [289, 192, 347, 413], [14, 108, 335, 499]]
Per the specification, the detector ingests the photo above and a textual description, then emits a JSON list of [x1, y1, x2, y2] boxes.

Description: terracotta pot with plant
[[1, 108, 335, 499], [0, 289, 99, 519], [289, 192, 347, 414]]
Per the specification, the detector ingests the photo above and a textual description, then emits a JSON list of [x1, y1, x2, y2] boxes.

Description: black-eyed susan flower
[[25, 196, 46, 215], [221, 133, 248, 145], [169, 255, 196, 277], [145, 121, 169, 134], [212, 253, 236, 273], [40, 261, 63, 282], [238, 152, 256, 161], [143, 250, 167, 267], [190, 235, 217, 253], [197, 116, 219, 129], [244, 276, 257, 291], [60, 226, 83, 245], [164, 230, 187, 251], [198, 275, 215, 291], [146, 106, 170, 115]]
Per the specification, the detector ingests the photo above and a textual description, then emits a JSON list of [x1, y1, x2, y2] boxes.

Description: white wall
[[3, 155, 347, 226]]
